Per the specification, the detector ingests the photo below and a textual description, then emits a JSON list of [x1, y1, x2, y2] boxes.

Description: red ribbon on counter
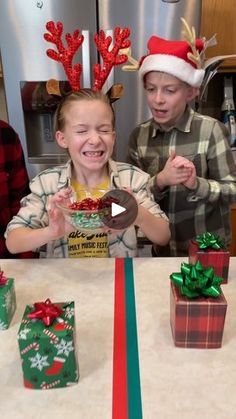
[[0, 270, 7, 286], [27, 298, 63, 326]]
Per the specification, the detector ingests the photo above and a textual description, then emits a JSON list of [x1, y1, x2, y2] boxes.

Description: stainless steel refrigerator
[[0, 0, 202, 178]]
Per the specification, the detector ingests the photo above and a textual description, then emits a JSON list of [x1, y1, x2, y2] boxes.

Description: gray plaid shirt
[[128, 105, 236, 256]]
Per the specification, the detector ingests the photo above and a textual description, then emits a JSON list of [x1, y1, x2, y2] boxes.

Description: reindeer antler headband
[[44, 21, 131, 95]]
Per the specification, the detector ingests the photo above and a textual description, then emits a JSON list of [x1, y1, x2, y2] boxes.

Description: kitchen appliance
[[0, 0, 202, 178], [221, 76, 236, 147]]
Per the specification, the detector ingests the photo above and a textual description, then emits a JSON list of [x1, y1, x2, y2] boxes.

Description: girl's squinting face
[[56, 99, 115, 176], [145, 72, 197, 128]]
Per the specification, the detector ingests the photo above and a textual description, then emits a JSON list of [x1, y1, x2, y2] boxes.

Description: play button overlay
[[111, 202, 126, 217], [101, 189, 138, 230]]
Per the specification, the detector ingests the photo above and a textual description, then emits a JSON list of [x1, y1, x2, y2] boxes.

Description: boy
[[127, 34, 236, 256]]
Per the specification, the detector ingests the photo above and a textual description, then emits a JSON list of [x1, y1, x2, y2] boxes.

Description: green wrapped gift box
[[17, 300, 79, 389], [0, 278, 16, 330]]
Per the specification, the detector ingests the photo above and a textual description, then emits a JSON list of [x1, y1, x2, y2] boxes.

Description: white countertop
[[0, 257, 236, 419]]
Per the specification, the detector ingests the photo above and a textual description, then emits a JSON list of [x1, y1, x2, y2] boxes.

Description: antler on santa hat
[[139, 18, 206, 87]]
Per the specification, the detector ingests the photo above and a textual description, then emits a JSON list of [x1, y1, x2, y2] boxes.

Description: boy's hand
[[156, 151, 193, 189], [182, 164, 197, 189], [172, 155, 197, 189]]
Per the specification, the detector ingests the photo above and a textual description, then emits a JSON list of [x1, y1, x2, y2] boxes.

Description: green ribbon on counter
[[170, 260, 223, 298], [195, 232, 225, 250]]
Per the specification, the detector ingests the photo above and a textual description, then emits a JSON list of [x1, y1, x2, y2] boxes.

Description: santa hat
[[139, 35, 205, 87]]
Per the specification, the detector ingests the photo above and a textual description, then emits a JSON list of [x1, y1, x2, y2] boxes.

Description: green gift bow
[[170, 261, 223, 298], [195, 232, 225, 250]]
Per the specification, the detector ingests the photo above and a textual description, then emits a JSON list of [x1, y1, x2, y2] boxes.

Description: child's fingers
[[47, 188, 73, 212], [172, 157, 194, 169], [169, 149, 176, 161], [57, 187, 73, 200]]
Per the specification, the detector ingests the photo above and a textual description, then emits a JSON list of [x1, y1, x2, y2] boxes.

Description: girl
[[5, 89, 170, 257]]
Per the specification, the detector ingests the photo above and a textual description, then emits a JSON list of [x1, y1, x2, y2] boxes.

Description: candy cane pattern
[[40, 379, 60, 390], [21, 342, 39, 355], [64, 322, 73, 331], [21, 319, 30, 325], [54, 320, 73, 332], [43, 328, 59, 344]]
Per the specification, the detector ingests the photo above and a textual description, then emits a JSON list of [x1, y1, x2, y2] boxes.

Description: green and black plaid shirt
[[127, 105, 236, 256]]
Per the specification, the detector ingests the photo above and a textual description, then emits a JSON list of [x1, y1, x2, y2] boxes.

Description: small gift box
[[170, 261, 227, 348], [189, 232, 230, 283], [17, 299, 79, 389], [0, 270, 16, 330]]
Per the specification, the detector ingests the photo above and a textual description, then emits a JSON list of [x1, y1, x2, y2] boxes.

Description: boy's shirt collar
[[151, 105, 194, 137]]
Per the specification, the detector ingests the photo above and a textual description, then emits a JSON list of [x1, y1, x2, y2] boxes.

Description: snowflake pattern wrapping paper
[[17, 301, 79, 389], [0, 278, 16, 330]]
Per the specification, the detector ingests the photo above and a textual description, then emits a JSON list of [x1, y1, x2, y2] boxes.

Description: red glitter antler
[[93, 27, 131, 91], [44, 21, 84, 91]]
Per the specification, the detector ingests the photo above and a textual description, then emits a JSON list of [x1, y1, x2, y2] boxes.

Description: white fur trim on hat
[[139, 54, 205, 87]]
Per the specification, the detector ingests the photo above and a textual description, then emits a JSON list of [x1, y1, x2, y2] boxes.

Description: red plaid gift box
[[189, 240, 230, 284], [170, 282, 227, 348]]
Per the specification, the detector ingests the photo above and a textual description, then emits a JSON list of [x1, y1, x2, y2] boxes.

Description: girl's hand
[[47, 188, 75, 239]]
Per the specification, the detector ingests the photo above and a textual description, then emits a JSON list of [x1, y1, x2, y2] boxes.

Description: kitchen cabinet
[[201, 0, 236, 69]]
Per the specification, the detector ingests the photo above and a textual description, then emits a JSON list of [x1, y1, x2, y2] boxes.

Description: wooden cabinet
[[201, 0, 236, 69]]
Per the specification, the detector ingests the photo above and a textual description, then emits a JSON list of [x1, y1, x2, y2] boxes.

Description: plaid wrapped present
[[18, 299, 79, 389], [170, 261, 227, 348], [189, 233, 230, 284]]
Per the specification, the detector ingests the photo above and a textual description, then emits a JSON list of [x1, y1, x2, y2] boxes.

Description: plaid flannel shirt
[[5, 159, 167, 258], [0, 120, 33, 258], [127, 105, 236, 256]]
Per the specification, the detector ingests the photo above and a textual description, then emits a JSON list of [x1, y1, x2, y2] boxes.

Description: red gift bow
[[0, 270, 7, 286], [27, 298, 63, 326]]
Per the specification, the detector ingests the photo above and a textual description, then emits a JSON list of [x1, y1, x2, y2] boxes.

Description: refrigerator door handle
[[82, 30, 91, 88]]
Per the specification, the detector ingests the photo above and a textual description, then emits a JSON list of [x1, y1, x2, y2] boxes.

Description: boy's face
[[144, 72, 198, 128], [55, 99, 115, 176]]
